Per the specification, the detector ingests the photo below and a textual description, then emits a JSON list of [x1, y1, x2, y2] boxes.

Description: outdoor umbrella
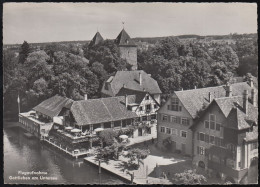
[[94, 128, 104, 132], [65, 126, 73, 130], [119, 135, 128, 139], [71, 128, 81, 133]]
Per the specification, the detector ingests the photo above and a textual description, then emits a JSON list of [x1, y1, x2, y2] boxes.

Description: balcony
[[208, 161, 248, 179]]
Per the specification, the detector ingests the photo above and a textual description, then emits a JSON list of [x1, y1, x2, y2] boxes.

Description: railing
[[208, 161, 248, 179], [51, 130, 96, 143]]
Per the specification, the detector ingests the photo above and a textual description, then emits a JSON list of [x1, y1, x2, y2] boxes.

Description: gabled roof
[[190, 95, 258, 130], [89, 32, 104, 46], [117, 88, 147, 104], [115, 29, 136, 46], [70, 96, 138, 126], [175, 82, 257, 119], [224, 107, 251, 130], [33, 95, 74, 118], [102, 70, 162, 97]]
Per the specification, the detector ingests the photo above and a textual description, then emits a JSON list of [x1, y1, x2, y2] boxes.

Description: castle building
[[114, 29, 137, 70], [89, 31, 104, 46]]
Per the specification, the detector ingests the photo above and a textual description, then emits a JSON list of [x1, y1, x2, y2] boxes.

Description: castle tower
[[89, 32, 104, 46], [115, 29, 137, 70]]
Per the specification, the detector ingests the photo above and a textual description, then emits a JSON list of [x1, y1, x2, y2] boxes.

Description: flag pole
[[17, 92, 20, 114]]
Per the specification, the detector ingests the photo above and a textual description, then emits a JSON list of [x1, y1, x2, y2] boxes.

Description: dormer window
[[146, 95, 149, 100], [125, 39, 129, 44]]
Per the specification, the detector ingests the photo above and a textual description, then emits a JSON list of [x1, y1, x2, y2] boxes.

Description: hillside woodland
[[3, 35, 258, 119]]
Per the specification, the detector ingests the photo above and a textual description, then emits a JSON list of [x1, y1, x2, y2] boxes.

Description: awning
[[65, 126, 73, 130]]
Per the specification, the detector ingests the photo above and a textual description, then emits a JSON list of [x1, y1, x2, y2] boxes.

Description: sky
[[3, 3, 257, 44]]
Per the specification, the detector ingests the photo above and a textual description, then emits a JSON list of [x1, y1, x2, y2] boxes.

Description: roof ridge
[[175, 82, 249, 93], [101, 98, 114, 120]]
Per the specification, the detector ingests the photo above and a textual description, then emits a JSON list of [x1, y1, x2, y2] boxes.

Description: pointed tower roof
[[89, 32, 104, 46], [115, 29, 136, 46]]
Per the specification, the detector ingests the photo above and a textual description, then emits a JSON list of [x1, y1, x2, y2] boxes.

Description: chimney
[[208, 92, 212, 102], [84, 94, 88, 100], [251, 88, 257, 107], [139, 72, 142, 85], [249, 77, 254, 87], [125, 95, 128, 108], [226, 83, 232, 97], [194, 85, 197, 89], [181, 88, 183, 91], [123, 84, 126, 88], [243, 90, 248, 114]]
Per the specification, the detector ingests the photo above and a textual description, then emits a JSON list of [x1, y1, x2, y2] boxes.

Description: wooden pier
[[42, 137, 89, 159]]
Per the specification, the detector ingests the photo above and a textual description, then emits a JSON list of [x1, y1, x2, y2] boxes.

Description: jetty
[[42, 136, 90, 159]]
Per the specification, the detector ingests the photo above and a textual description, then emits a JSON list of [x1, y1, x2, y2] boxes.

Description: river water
[[4, 124, 125, 184]]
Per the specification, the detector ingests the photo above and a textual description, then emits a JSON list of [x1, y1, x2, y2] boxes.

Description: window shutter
[[187, 119, 190, 125], [197, 146, 199, 154], [158, 113, 161, 121], [197, 132, 200, 140], [167, 105, 170, 110], [179, 106, 182, 111], [168, 115, 171, 122]]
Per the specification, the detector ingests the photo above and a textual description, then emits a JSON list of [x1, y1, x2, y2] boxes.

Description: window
[[210, 136, 215, 144], [167, 105, 171, 110], [166, 128, 171, 134], [209, 114, 216, 121], [171, 98, 179, 111], [160, 126, 165, 133], [142, 116, 147, 121], [146, 104, 151, 111], [205, 134, 209, 143], [162, 115, 168, 122], [171, 116, 181, 124], [154, 104, 158, 109], [181, 131, 187, 138], [216, 123, 221, 131], [181, 118, 190, 125], [210, 121, 215, 130], [238, 162, 241, 167], [146, 95, 149, 100], [205, 121, 209, 128], [199, 133, 205, 141], [215, 137, 221, 146], [197, 146, 205, 155], [139, 106, 143, 111], [220, 139, 225, 147]]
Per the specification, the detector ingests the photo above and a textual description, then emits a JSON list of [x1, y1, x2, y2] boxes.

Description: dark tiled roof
[[117, 88, 147, 104], [175, 82, 257, 119], [33, 95, 74, 118], [70, 97, 138, 126], [224, 107, 251, 130], [114, 29, 136, 46], [102, 70, 162, 97], [89, 32, 104, 46]]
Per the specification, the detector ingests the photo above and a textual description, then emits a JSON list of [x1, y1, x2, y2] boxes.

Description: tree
[[99, 129, 118, 147], [19, 41, 31, 64], [123, 148, 150, 169], [172, 170, 207, 184]]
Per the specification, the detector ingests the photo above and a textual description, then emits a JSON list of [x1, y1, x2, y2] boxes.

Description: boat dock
[[42, 137, 89, 159]]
